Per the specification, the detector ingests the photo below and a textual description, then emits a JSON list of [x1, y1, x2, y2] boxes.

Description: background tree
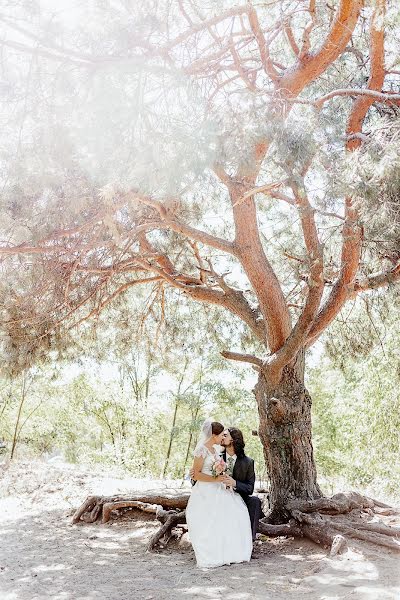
[[1, 0, 400, 539], [310, 288, 400, 499]]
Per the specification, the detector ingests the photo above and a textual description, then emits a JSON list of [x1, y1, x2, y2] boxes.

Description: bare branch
[[247, 5, 280, 82], [220, 351, 263, 367], [298, 0, 317, 60], [283, 89, 400, 108], [134, 194, 238, 257], [163, 5, 250, 53], [316, 89, 400, 108], [284, 20, 299, 57], [233, 180, 287, 207], [229, 38, 257, 91]]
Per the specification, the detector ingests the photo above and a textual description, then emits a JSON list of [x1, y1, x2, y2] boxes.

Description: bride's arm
[[192, 456, 223, 483]]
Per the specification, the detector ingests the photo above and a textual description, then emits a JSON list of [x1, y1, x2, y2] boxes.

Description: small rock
[[178, 532, 192, 550]]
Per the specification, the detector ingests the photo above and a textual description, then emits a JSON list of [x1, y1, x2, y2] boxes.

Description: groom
[[219, 428, 263, 542]]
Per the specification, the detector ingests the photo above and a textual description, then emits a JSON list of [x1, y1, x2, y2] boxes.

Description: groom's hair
[[228, 428, 245, 458]]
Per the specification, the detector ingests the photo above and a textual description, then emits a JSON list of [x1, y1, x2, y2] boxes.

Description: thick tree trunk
[[255, 352, 322, 523]]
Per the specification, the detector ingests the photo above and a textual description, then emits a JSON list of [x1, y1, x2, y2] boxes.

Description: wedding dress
[[186, 445, 253, 568]]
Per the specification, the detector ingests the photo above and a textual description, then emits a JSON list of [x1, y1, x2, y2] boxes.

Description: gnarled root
[[72, 490, 190, 525], [73, 490, 400, 555], [286, 491, 374, 515], [72, 490, 189, 551], [260, 492, 400, 555], [147, 508, 187, 551]]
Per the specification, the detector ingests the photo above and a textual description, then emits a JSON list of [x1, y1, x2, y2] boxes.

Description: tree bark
[[255, 352, 322, 522]]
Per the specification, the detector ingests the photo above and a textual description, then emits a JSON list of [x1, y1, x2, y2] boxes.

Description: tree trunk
[[163, 399, 178, 477], [163, 357, 188, 477], [10, 370, 28, 460], [255, 351, 322, 523]]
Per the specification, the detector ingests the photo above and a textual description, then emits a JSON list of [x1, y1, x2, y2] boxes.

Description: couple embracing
[[186, 420, 263, 569]]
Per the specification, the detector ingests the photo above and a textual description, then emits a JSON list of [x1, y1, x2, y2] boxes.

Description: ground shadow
[[1, 506, 399, 600]]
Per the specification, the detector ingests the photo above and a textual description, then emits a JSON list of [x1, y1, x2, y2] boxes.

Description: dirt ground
[[0, 460, 399, 600]]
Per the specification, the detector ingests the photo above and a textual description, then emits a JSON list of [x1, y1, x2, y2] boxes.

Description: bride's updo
[[211, 422, 224, 435]]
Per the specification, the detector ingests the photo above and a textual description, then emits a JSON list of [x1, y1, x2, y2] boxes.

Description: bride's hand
[[221, 474, 235, 487]]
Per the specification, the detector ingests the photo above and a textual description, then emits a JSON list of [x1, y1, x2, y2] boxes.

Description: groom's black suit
[[222, 450, 263, 541]]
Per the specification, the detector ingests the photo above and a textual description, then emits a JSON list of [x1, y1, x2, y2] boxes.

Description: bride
[[186, 419, 253, 568]]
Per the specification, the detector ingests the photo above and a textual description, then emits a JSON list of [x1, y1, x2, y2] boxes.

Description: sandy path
[[0, 461, 399, 600]]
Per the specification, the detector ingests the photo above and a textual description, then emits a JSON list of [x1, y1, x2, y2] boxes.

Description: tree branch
[[163, 5, 250, 53], [271, 181, 324, 368], [280, 0, 363, 98], [133, 194, 238, 257], [284, 20, 299, 57], [247, 5, 280, 82], [283, 89, 400, 109], [315, 89, 400, 108], [220, 351, 263, 367], [298, 0, 316, 60], [308, 0, 386, 346], [134, 256, 266, 343], [229, 38, 257, 91], [229, 180, 292, 352], [353, 262, 400, 294]]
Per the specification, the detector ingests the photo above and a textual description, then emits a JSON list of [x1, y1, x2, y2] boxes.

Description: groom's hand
[[189, 467, 195, 478], [221, 474, 236, 487]]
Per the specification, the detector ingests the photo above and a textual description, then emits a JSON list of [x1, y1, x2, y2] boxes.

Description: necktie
[[227, 456, 234, 475]]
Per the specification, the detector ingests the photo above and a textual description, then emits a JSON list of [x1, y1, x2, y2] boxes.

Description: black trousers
[[242, 495, 264, 541]]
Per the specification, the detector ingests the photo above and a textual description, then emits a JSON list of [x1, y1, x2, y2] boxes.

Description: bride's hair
[[228, 428, 245, 458], [211, 422, 224, 435]]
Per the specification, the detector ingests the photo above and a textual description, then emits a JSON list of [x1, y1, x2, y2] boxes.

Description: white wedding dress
[[186, 445, 253, 568]]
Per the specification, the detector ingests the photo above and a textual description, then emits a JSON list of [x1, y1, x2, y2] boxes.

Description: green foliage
[[346, 118, 400, 264], [309, 299, 400, 498], [0, 340, 266, 481]]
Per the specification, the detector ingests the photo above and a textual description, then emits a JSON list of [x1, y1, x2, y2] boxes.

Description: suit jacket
[[222, 450, 255, 499]]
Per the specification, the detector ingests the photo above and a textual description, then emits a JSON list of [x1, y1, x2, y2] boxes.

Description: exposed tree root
[[72, 490, 189, 525], [287, 491, 374, 515], [102, 500, 160, 524], [260, 492, 400, 554], [72, 490, 400, 555], [147, 508, 187, 551]]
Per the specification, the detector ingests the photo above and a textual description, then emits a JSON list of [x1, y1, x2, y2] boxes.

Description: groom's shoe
[[251, 540, 263, 559]]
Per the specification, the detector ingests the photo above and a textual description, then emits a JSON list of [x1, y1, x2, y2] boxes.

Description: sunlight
[[33, 563, 71, 572], [0, 1, 400, 599]]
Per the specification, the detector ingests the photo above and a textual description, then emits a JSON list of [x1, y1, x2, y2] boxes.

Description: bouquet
[[211, 456, 226, 478]]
